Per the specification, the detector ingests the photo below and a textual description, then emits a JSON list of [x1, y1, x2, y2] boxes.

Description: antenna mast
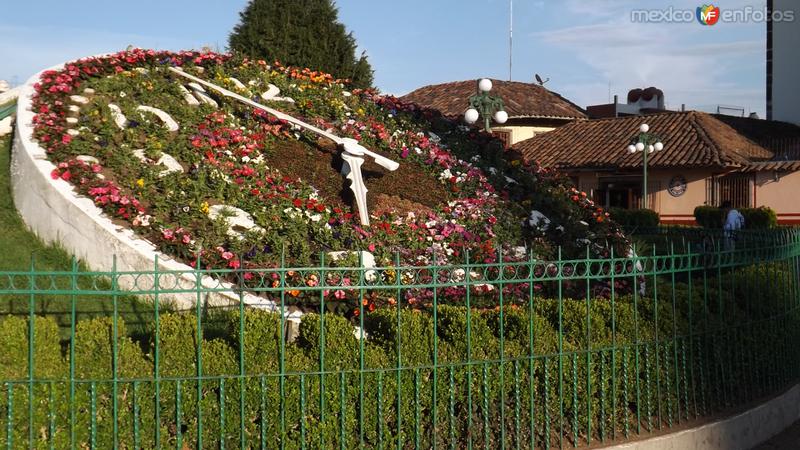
[[509, 0, 513, 81]]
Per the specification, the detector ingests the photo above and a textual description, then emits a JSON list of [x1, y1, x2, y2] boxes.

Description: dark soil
[[267, 138, 451, 215]]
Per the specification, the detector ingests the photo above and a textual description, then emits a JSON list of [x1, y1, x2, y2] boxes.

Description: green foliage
[[694, 206, 724, 229], [694, 205, 777, 229], [608, 208, 660, 232], [740, 206, 778, 229], [1, 261, 799, 448], [228, 0, 374, 88]]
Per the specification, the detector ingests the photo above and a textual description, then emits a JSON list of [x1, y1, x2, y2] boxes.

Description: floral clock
[[28, 49, 628, 311]]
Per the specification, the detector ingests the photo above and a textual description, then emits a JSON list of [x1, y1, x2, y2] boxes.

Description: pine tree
[[229, 0, 374, 89]]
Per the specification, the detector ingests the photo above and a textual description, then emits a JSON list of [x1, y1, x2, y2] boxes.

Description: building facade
[[767, 0, 800, 124], [514, 111, 800, 225]]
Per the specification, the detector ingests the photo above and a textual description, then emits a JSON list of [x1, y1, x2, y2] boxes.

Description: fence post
[[69, 257, 77, 450], [27, 256, 35, 448], [111, 255, 119, 449]]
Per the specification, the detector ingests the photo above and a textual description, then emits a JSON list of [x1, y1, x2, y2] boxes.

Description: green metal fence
[[0, 101, 15, 121], [1, 229, 799, 449]]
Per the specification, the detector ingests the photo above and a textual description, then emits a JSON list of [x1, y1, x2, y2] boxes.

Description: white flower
[[309, 214, 322, 222], [119, 91, 127, 98], [133, 214, 152, 227], [241, 155, 251, 163]]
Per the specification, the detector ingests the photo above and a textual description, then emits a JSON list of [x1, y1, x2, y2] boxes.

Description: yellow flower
[[200, 201, 209, 214], [136, 178, 144, 188]]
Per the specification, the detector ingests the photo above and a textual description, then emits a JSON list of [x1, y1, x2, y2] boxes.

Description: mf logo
[[697, 4, 721, 25]]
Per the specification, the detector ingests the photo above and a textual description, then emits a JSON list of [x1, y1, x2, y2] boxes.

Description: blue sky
[[1, 0, 768, 116]]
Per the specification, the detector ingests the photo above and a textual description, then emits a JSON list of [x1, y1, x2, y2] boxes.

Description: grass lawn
[[0, 130, 163, 337]]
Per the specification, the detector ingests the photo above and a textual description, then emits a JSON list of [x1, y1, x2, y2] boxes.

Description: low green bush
[[694, 205, 777, 229], [741, 207, 778, 229], [0, 261, 798, 448], [608, 208, 660, 231]]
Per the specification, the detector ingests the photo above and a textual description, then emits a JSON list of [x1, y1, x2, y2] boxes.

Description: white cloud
[[532, 17, 765, 116]]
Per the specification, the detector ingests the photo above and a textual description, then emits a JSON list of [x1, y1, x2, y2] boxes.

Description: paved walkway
[[753, 419, 800, 449]]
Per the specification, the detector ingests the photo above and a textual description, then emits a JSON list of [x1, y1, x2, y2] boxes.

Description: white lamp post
[[626, 123, 664, 209], [464, 78, 508, 132]]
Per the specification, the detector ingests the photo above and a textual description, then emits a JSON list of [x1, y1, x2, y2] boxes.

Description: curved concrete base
[[601, 383, 800, 450], [10, 63, 284, 314]]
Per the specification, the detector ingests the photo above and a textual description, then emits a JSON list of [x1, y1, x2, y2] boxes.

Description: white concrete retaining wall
[[10, 64, 282, 313], [602, 383, 800, 450]]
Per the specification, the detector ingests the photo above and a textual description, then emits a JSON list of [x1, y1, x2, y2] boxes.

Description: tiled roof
[[513, 111, 774, 170], [399, 79, 587, 120], [738, 160, 800, 172]]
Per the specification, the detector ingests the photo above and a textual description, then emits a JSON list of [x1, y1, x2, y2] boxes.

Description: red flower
[[292, 198, 303, 208]]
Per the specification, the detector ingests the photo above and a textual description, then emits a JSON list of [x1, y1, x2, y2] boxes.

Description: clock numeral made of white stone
[[260, 84, 295, 103], [168, 67, 399, 226], [107, 104, 179, 132]]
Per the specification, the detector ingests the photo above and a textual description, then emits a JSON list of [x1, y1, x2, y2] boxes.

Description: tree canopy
[[229, 0, 374, 89]]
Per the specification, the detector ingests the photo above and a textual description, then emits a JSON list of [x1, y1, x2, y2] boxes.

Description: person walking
[[721, 200, 745, 251]]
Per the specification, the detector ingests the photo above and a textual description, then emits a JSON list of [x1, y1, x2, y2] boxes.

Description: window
[[707, 174, 753, 207], [492, 129, 512, 149]]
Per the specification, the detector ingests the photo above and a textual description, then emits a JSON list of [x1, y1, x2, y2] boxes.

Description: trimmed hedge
[[694, 205, 778, 229], [608, 208, 660, 231], [1, 263, 798, 448]]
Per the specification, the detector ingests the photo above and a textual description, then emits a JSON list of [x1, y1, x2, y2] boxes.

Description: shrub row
[[608, 208, 660, 231], [1, 263, 798, 448], [694, 206, 778, 229]]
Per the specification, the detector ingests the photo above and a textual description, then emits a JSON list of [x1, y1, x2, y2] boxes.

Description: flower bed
[[30, 49, 628, 311]]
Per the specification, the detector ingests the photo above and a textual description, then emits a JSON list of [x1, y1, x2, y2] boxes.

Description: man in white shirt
[[721, 200, 745, 251]]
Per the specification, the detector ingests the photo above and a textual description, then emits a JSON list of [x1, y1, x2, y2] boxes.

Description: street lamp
[[464, 78, 508, 132], [625, 123, 664, 209]]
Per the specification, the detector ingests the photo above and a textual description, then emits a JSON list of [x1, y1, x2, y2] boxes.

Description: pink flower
[[182, 234, 191, 244], [221, 251, 234, 260], [162, 229, 174, 240], [228, 259, 240, 269], [61, 134, 72, 145], [334, 290, 346, 300], [368, 243, 376, 252]]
